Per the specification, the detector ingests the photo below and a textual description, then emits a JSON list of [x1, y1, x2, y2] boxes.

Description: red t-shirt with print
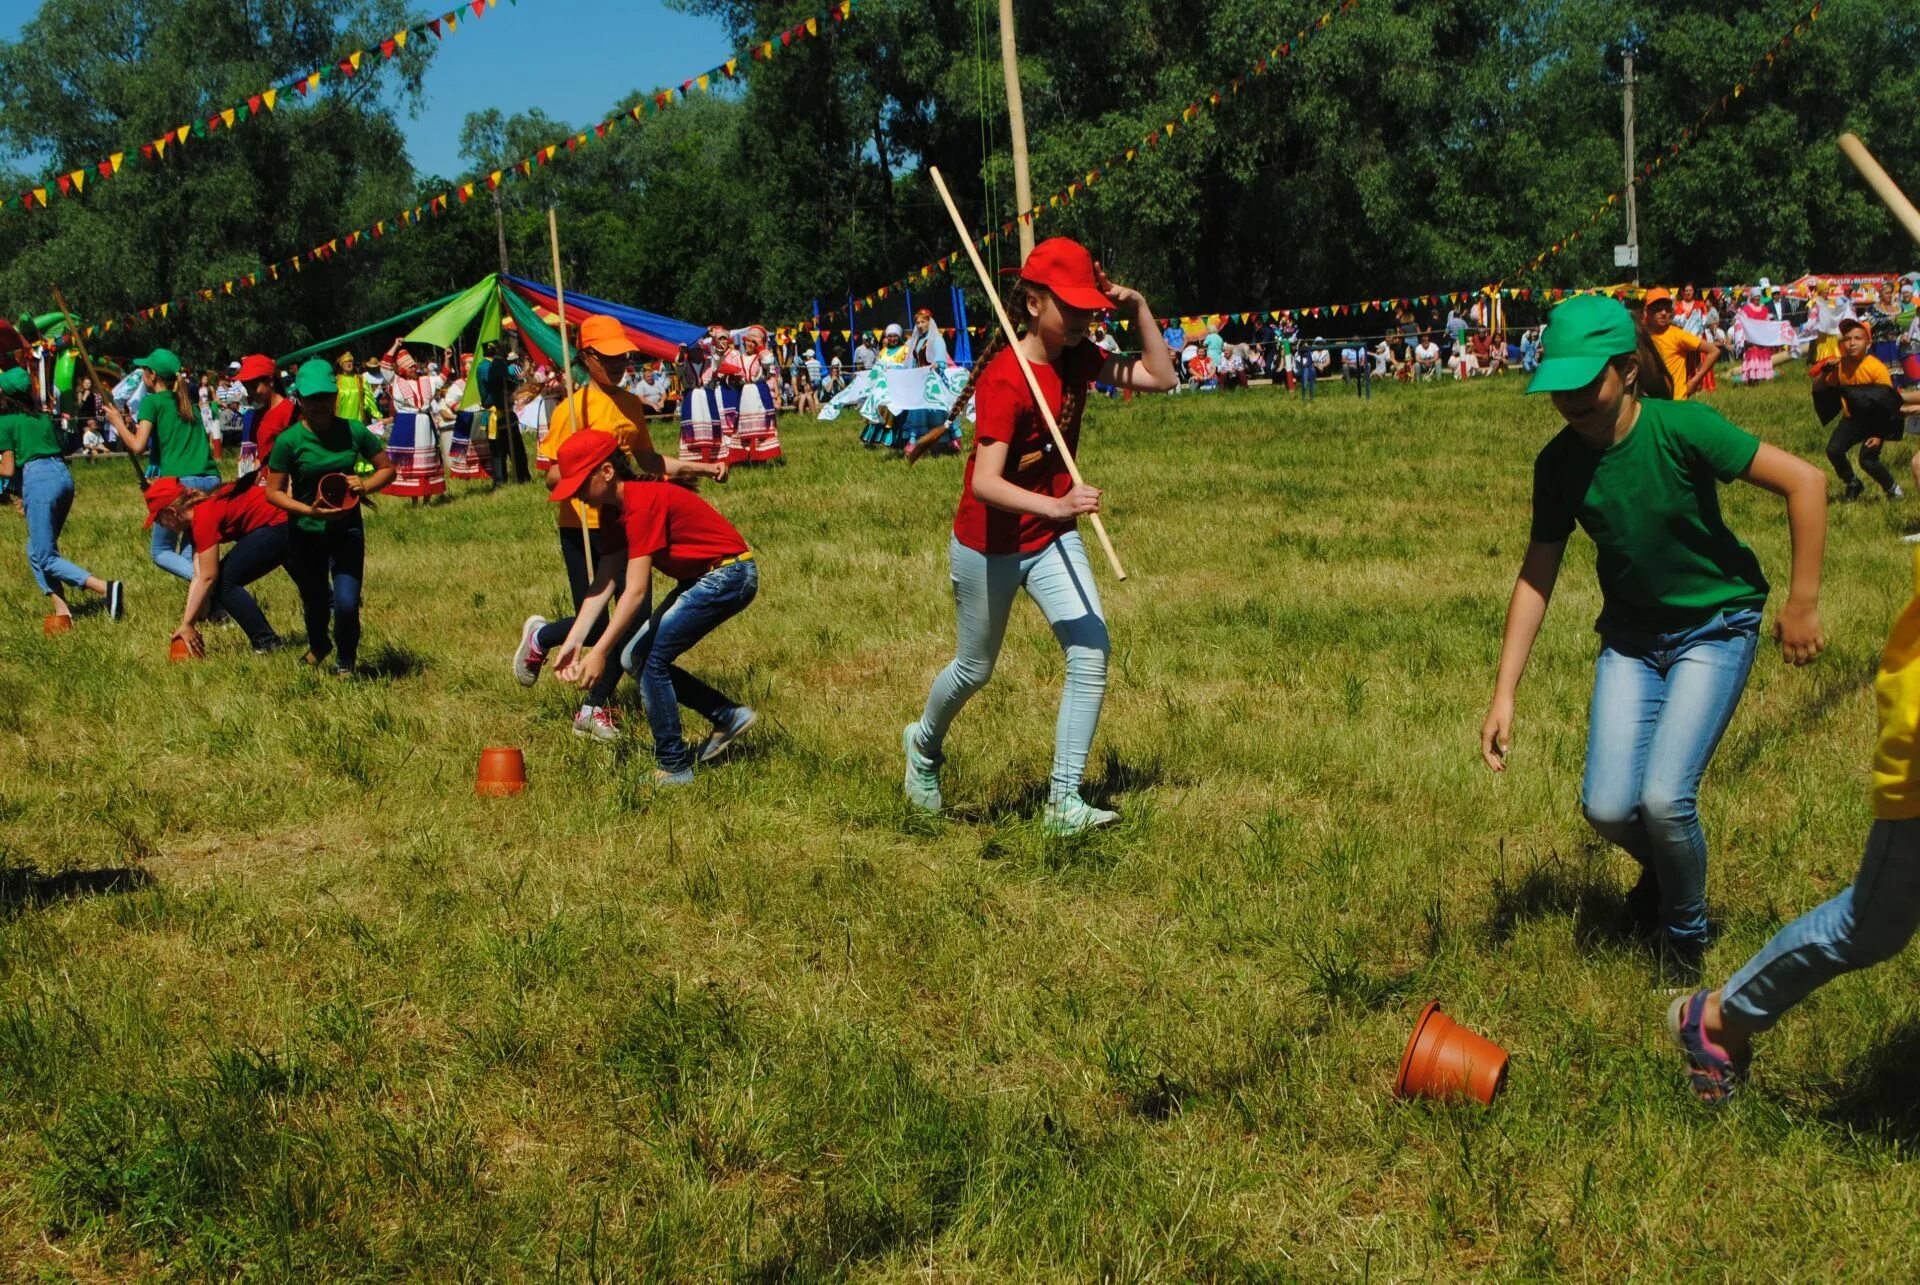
[[612, 479, 748, 582], [190, 482, 287, 550], [952, 341, 1106, 556]]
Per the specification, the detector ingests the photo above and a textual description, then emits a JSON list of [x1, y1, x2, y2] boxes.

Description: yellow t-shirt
[[1647, 324, 1703, 401], [1873, 549, 1920, 820], [536, 381, 657, 529]]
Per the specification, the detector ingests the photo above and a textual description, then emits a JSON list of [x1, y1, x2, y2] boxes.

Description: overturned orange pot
[[1396, 1002, 1508, 1106], [476, 746, 527, 796]]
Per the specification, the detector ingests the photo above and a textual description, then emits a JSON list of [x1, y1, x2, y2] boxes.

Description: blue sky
[[0, 0, 735, 181]]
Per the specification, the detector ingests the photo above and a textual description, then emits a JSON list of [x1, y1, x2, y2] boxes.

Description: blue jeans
[[618, 560, 758, 771], [286, 522, 364, 668], [21, 457, 93, 595], [1581, 608, 1762, 943], [150, 472, 221, 580], [1295, 360, 1316, 400], [215, 525, 292, 649], [1720, 819, 1920, 1030], [915, 530, 1110, 804], [538, 527, 628, 707]]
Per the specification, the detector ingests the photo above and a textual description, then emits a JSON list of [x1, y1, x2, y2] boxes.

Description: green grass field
[[4, 369, 1920, 1279]]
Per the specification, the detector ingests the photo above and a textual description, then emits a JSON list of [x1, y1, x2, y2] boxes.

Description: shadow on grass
[[0, 862, 153, 913], [951, 749, 1165, 825], [1816, 1019, 1920, 1149], [1482, 845, 1644, 954], [357, 642, 428, 681]]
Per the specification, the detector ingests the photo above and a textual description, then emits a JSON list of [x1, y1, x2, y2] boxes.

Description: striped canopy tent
[[501, 275, 702, 362]]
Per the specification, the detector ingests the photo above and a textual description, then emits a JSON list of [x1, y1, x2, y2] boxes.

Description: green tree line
[[1, 0, 1916, 360]]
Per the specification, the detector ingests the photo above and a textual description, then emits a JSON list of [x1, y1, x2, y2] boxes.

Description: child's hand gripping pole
[[926, 166, 1127, 581]]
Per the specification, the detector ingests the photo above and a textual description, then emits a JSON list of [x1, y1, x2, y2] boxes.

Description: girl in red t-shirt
[[147, 473, 293, 656], [902, 238, 1177, 836]]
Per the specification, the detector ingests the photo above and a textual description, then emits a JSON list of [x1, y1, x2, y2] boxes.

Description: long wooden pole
[[927, 166, 1125, 581], [996, 0, 1035, 261], [1839, 133, 1920, 248], [50, 283, 145, 490], [546, 208, 597, 583]]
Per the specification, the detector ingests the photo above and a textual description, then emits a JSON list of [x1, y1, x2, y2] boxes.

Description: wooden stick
[[546, 208, 598, 585], [50, 282, 146, 490], [1839, 133, 1920, 248], [926, 166, 1126, 580]]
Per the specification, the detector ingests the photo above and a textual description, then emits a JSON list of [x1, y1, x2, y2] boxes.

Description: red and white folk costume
[[721, 325, 784, 464], [679, 329, 730, 464], [385, 351, 447, 499]]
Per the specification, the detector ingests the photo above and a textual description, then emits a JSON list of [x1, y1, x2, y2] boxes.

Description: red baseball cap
[[547, 429, 620, 504], [236, 353, 276, 383], [1019, 238, 1111, 312], [142, 477, 185, 528]]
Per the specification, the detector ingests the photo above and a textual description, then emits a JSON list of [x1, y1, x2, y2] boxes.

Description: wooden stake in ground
[[545, 208, 598, 585], [1839, 133, 1920, 248], [925, 165, 1127, 581], [50, 282, 145, 490]]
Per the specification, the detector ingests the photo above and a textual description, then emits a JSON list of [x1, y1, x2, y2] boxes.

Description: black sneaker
[[1621, 869, 1662, 941], [106, 581, 125, 621], [1841, 481, 1866, 503]]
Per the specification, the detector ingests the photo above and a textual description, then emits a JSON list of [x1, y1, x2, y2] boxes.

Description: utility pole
[[998, 0, 1034, 262], [1621, 52, 1640, 284]]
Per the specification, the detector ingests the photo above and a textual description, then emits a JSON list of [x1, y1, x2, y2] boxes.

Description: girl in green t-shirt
[[107, 347, 221, 582], [1479, 294, 1829, 973], [262, 359, 396, 678], [0, 367, 123, 622]]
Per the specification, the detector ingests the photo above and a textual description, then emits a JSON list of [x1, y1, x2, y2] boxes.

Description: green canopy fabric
[[500, 285, 570, 369], [403, 275, 498, 350], [277, 288, 467, 365]]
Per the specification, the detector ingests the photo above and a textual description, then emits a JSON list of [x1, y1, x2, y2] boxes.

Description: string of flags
[[805, 0, 1822, 340], [1490, 1, 1823, 289], [797, 0, 1362, 330], [62, 0, 860, 341], [6, 0, 516, 217]]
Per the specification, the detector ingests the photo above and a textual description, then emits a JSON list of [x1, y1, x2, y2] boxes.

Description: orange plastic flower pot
[[43, 614, 72, 636], [475, 746, 527, 796], [168, 636, 194, 663], [316, 472, 360, 513], [1395, 1002, 1509, 1106]]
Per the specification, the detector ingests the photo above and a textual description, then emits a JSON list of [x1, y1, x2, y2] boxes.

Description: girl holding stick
[[902, 237, 1175, 835]]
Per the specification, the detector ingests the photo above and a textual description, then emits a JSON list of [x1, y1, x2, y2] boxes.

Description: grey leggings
[[914, 530, 1110, 802]]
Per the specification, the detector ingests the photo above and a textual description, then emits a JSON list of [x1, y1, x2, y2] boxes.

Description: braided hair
[[937, 278, 1043, 439]]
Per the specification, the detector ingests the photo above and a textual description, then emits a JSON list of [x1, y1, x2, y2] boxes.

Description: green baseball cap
[[132, 347, 181, 379], [1524, 295, 1638, 395], [293, 358, 339, 398], [0, 366, 31, 396]]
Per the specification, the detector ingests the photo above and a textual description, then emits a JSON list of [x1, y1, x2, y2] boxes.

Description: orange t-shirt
[[1647, 324, 1703, 401], [1832, 354, 1892, 418]]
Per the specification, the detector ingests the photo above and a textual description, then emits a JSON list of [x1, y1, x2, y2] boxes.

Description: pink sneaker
[[572, 704, 619, 742], [513, 615, 548, 687]]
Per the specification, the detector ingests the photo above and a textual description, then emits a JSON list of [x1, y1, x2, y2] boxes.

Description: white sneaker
[[513, 615, 549, 687], [572, 704, 619, 742], [697, 706, 757, 763], [1042, 794, 1120, 836], [902, 723, 943, 812]]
